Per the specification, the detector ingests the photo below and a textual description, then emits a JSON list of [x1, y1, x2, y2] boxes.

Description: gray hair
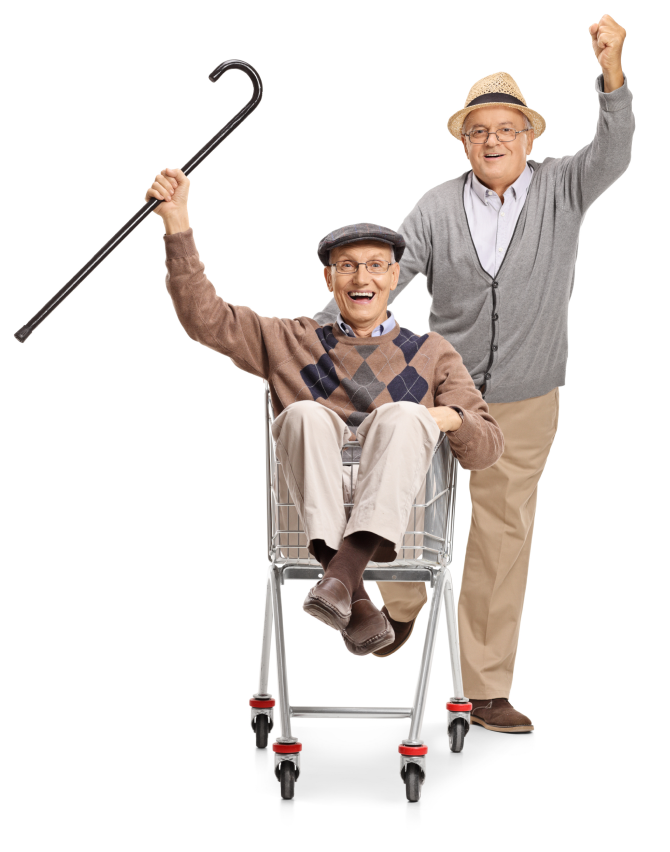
[[461, 112, 532, 138]]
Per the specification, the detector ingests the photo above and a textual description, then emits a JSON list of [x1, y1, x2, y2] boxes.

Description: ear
[[525, 129, 535, 156], [324, 265, 333, 292], [461, 135, 470, 161], [389, 262, 400, 291]]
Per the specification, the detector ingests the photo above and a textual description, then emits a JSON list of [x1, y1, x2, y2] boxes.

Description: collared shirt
[[463, 164, 534, 277], [336, 310, 396, 338]]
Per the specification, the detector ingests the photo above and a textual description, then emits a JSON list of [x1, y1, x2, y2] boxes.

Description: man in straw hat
[[316, 15, 633, 732]]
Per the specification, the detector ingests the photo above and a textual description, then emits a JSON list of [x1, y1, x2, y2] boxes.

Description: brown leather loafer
[[303, 577, 352, 630], [341, 600, 395, 656], [372, 606, 415, 657], [470, 698, 534, 733]]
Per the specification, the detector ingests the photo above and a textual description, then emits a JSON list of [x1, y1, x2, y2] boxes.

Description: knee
[[376, 401, 424, 422], [280, 400, 334, 431], [283, 400, 320, 421]]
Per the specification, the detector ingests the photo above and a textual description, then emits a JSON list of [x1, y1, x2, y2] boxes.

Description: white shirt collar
[[470, 163, 534, 206], [336, 311, 396, 338]]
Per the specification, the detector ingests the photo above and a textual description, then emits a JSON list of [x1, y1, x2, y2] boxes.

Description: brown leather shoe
[[470, 698, 534, 733], [303, 577, 352, 630], [372, 607, 415, 657], [341, 600, 395, 656]]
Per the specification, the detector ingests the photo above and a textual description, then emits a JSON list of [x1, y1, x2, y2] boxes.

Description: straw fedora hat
[[447, 71, 546, 140]]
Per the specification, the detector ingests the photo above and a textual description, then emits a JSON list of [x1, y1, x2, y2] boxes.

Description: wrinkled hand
[[589, 15, 626, 91], [427, 407, 462, 432], [145, 167, 191, 233]]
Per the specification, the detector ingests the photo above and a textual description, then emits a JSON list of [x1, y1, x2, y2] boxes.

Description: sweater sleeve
[[555, 75, 634, 214], [387, 200, 432, 305], [164, 229, 307, 379], [432, 338, 504, 470]]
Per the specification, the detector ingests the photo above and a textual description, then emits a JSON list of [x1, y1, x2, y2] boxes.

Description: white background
[[1, 1, 667, 850]]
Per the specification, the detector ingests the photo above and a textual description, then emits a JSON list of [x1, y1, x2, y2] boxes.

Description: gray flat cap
[[318, 223, 405, 266]]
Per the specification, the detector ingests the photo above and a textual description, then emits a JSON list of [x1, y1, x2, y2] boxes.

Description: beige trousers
[[271, 401, 440, 564], [379, 387, 559, 699]]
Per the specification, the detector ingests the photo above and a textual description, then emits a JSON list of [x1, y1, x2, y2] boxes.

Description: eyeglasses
[[332, 261, 394, 275], [463, 128, 529, 144]]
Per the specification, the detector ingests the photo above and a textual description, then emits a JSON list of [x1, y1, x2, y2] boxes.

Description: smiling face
[[461, 106, 534, 192], [324, 240, 399, 337]]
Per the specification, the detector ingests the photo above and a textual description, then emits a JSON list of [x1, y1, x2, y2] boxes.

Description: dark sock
[[323, 530, 383, 599], [351, 578, 371, 604], [310, 539, 336, 570]]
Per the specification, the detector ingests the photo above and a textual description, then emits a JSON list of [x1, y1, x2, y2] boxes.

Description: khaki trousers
[[271, 401, 440, 563], [379, 387, 559, 699]]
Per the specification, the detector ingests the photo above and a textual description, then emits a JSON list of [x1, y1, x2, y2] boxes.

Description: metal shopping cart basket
[[250, 384, 472, 801]]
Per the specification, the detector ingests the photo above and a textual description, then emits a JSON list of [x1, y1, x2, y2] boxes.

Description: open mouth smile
[[347, 291, 376, 303]]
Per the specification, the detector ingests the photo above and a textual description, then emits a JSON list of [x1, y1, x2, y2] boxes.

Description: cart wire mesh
[[264, 384, 457, 571]]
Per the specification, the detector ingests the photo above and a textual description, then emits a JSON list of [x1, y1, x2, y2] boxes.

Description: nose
[[484, 132, 500, 147], [352, 263, 373, 283]]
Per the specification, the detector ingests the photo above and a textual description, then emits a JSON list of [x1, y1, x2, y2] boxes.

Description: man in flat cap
[[317, 15, 633, 731], [143, 175, 504, 654]]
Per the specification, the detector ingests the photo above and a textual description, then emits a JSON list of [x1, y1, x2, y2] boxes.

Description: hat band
[[467, 92, 526, 108]]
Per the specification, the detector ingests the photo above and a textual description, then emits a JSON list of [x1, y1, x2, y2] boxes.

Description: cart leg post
[[257, 576, 274, 697], [443, 568, 471, 749], [443, 568, 465, 700], [270, 565, 301, 796], [250, 575, 275, 747], [406, 567, 447, 745]]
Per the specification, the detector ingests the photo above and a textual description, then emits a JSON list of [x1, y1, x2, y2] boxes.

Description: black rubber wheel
[[449, 718, 466, 753], [254, 714, 269, 749], [280, 761, 296, 800], [404, 762, 422, 802]]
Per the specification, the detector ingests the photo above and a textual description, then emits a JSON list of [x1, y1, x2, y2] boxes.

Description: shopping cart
[[250, 384, 471, 801]]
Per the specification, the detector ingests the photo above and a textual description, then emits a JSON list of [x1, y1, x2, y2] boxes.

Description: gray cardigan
[[315, 76, 634, 403]]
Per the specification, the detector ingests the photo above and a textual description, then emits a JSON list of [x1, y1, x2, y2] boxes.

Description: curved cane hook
[[14, 60, 263, 342], [182, 60, 263, 175]]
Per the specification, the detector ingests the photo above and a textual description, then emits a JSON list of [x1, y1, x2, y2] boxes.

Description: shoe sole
[[303, 597, 350, 631], [470, 716, 534, 733], [372, 619, 415, 657]]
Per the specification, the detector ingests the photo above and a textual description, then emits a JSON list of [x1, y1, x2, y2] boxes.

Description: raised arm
[[148, 168, 304, 379], [557, 15, 634, 213]]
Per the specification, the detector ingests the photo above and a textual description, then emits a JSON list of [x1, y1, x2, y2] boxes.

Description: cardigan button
[[493, 345, 498, 351], [492, 282, 499, 288], [485, 373, 491, 380], [493, 313, 499, 320]]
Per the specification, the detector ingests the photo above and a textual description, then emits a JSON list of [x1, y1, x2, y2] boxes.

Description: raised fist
[[145, 168, 191, 233], [589, 15, 626, 79]]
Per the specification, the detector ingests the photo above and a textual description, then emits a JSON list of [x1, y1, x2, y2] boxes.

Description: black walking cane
[[14, 59, 262, 343]]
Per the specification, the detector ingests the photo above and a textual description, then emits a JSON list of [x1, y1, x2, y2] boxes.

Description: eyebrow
[[469, 121, 517, 130]]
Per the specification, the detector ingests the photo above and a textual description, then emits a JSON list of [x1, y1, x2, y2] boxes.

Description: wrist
[[163, 212, 190, 235], [602, 67, 624, 92]]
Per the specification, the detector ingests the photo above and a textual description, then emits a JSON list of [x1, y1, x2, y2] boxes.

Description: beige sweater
[[165, 229, 504, 470]]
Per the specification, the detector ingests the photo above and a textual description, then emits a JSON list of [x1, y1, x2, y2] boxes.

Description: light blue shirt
[[463, 164, 534, 277], [336, 311, 397, 338]]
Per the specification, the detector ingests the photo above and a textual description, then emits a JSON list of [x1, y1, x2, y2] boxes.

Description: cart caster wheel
[[449, 718, 466, 753], [403, 763, 423, 802], [254, 714, 269, 749], [279, 761, 296, 800]]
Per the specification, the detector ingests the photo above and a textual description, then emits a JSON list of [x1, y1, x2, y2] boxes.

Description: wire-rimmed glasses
[[332, 261, 394, 275], [463, 128, 529, 144]]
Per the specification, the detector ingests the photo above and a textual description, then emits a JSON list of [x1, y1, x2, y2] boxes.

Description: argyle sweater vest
[[164, 229, 504, 470]]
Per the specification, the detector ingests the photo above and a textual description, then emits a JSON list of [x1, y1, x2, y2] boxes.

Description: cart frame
[[250, 384, 471, 801]]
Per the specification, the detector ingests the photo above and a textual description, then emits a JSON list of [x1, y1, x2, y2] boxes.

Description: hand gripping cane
[[14, 59, 262, 343]]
